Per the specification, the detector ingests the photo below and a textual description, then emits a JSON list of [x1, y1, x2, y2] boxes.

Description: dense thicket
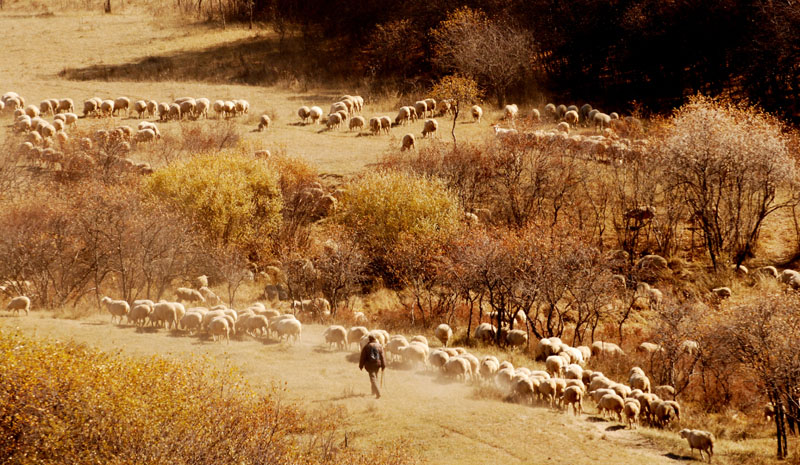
[[236, 0, 798, 122]]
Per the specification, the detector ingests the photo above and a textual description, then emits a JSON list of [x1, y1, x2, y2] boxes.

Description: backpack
[[368, 344, 381, 362]]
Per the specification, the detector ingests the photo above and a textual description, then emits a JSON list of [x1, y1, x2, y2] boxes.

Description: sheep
[[151, 302, 179, 330], [545, 355, 565, 378], [411, 335, 428, 347], [369, 117, 381, 134], [395, 107, 412, 126], [24, 104, 40, 118], [557, 121, 570, 134], [258, 114, 271, 131], [629, 369, 651, 393], [679, 429, 714, 463], [564, 110, 579, 127], [474, 322, 496, 342], [386, 336, 409, 362], [397, 133, 416, 152], [598, 393, 625, 421], [435, 323, 453, 347], [503, 104, 519, 121], [101, 296, 130, 324], [637, 342, 663, 355], [208, 316, 231, 343], [239, 314, 269, 337], [347, 326, 370, 349], [624, 399, 641, 428], [563, 385, 584, 415], [579, 104, 593, 124], [341, 114, 362, 131], [134, 129, 157, 143], [423, 98, 437, 117], [168, 103, 182, 121], [399, 343, 428, 367], [557, 104, 568, 119], [6, 296, 31, 316], [493, 125, 518, 138], [327, 112, 343, 130], [591, 341, 625, 358], [40, 100, 55, 116], [428, 349, 450, 371], [413, 101, 427, 119], [505, 329, 528, 347], [654, 385, 676, 399], [128, 304, 152, 326], [295, 105, 312, 124], [179, 311, 203, 333], [112, 97, 130, 116], [378, 115, 391, 134], [594, 112, 612, 131], [468, 104, 483, 123], [422, 119, 438, 138], [320, 325, 346, 350], [174, 287, 204, 304], [133, 100, 148, 118], [234, 99, 250, 115]]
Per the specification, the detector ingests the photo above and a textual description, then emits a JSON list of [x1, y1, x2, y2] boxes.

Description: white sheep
[[505, 329, 527, 347], [212, 100, 225, 118], [327, 112, 343, 130], [100, 99, 115, 117], [414, 101, 427, 119], [429, 349, 450, 370], [471, 105, 483, 123], [309, 106, 323, 124], [422, 119, 438, 138], [234, 99, 250, 115], [434, 323, 453, 347], [195, 98, 210, 119], [168, 103, 181, 120], [564, 110, 579, 127], [679, 429, 714, 463], [503, 104, 518, 121], [128, 304, 152, 326], [274, 318, 302, 344], [101, 296, 130, 324], [135, 129, 157, 143], [594, 112, 612, 131], [180, 311, 203, 333], [133, 100, 148, 118], [624, 399, 641, 428], [40, 100, 54, 116], [6, 296, 31, 316], [369, 117, 380, 134], [591, 340, 625, 358], [323, 325, 348, 350], [258, 114, 271, 131], [443, 356, 472, 382], [564, 385, 584, 415], [208, 316, 231, 343], [179, 99, 196, 119], [24, 104, 40, 118], [395, 106, 412, 126], [399, 342, 428, 367], [493, 125, 518, 138], [474, 322, 496, 342], [423, 98, 437, 116], [598, 393, 625, 421]]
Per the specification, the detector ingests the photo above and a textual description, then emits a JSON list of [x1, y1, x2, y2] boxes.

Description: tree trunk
[[104, 0, 111, 13], [451, 107, 459, 147]]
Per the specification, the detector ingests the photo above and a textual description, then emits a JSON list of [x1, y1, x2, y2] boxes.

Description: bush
[[0, 329, 414, 465], [337, 170, 462, 282], [145, 152, 283, 255]]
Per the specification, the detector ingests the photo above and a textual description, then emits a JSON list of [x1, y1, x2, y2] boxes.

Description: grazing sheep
[[594, 112, 612, 131], [386, 336, 409, 362], [180, 311, 203, 333], [591, 341, 625, 358], [297, 106, 311, 124], [168, 103, 181, 121], [557, 122, 570, 133], [598, 393, 625, 421], [545, 355, 565, 378], [422, 119, 438, 138], [195, 98, 210, 118], [679, 429, 714, 463], [212, 100, 225, 118], [435, 324, 453, 347], [258, 114, 271, 131], [135, 129, 157, 143], [401, 133, 415, 151], [395, 106, 412, 126], [543, 103, 557, 121], [178, 99, 196, 119], [423, 98, 437, 117], [113, 97, 130, 117], [474, 322, 496, 342], [101, 296, 130, 324], [239, 314, 269, 336], [349, 115, 365, 131], [129, 304, 152, 326], [369, 117, 380, 134], [24, 104, 40, 118], [157, 103, 170, 121], [564, 110, 579, 127], [327, 112, 343, 130], [414, 101, 427, 119], [208, 316, 231, 343], [6, 296, 31, 316], [637, 342, 663, 355], [557, 104, 567, 119], [234, 99, 250, 115], [411, 335, 428, 347], [378, 115, 391, 134], [471, 105, 483, 123], [624, 399, 641, 428], [133, 100, 147, 118], [654, 385, 676, 399], [40, 100, 54, 116], [306, 106, 322, 125], [503, 104, 519, 121]]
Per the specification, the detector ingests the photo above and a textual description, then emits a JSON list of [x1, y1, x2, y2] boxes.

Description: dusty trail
[[2, 312, 680, 464]]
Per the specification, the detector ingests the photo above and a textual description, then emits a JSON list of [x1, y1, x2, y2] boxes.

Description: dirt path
[[1, 312, 680, 464]]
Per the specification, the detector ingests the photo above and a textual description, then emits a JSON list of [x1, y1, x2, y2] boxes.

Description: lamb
[[435, 323, 453, 347], [112, 97, 130, 116], [208, 316, 231, 343], [258, 114, 271, 131], [401, 133, 415, 151], [101, 296, 130, 324], [503, 104, 519, 121], [349, 115, 365, 131], [6, 296, 31, 316], [135, 129, 157, 143], [422, 119, 438, 138], [679, 429, 714, 463]]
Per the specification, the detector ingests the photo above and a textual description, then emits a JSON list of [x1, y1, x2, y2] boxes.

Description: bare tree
[[313, 230, 366, 317], [430, 8, 535, 107]]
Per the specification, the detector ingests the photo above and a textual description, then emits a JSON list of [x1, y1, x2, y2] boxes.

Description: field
[[0, 4, 794, 464]]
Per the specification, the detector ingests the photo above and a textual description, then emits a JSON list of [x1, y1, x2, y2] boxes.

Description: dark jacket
[[359, 341, 386, 371]]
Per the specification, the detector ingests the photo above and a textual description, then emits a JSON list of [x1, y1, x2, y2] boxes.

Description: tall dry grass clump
[[0, 328, 415, 465]]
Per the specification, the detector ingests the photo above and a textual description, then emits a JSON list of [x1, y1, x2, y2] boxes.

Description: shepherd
[[358, 334, 386, 399]]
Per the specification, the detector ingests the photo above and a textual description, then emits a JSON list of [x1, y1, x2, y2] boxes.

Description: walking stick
[[381, 368, 385, 389]]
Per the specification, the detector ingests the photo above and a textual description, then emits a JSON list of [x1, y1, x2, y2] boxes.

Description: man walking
[[358, 334, 386, 399]]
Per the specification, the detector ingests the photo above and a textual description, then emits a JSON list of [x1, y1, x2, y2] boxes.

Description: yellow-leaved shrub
[[144, 152, 282, 254]]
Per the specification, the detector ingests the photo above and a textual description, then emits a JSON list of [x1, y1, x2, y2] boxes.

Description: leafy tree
[[145, 152, 283, 256], [428, 74, 481, 146]]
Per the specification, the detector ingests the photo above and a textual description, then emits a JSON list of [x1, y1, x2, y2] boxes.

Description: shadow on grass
[[605, 424, 627, 432], [586, 415, 608, 423], [58, 35, 351, 87], [664, 452, 693, 461]]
